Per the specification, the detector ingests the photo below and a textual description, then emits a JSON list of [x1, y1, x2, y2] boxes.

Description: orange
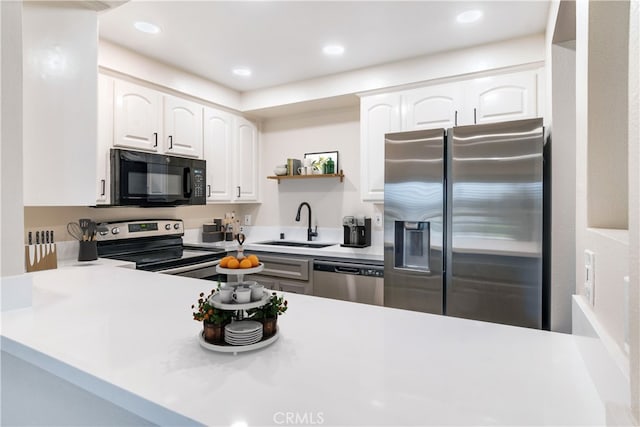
[[219, 256, 232, 268], [239, 258, 252, 269], [227, 258, 240, 269], [247, 254, 259, 267]]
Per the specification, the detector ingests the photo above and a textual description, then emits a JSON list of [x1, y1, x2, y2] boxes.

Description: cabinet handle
[[207, 184, 211, 198], [473, 108, 477, 124], [100, 179, 105, 196], [237, 186, 241, 198], [454, 110, 458, 127], [153, 132, 158, 148], [169, 135, 173, 149]]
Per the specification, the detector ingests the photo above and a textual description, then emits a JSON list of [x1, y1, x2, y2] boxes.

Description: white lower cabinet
[[360, 68, 542, 202], [202, 108, 259, 203]]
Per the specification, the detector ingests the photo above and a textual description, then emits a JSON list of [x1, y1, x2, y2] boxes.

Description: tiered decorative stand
[[197, 263, 280, 355]]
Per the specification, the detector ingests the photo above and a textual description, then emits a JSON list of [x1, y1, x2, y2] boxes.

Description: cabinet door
[[113, 80, 162, 152], [403, 83, 464, 130], [235, 117, 259, 201], [465, 70, 538, 124], [203, 107, 234, 202], [250, 275, 279, 291], [164, 95, 203, 158], [278, 280, 311, 295], [96, 74, 113, 204], [360, 93, 402, 202]]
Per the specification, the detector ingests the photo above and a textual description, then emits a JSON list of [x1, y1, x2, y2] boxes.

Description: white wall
[[627, 0, 640, 421], [1, 1, 24, 276], [99, 40, 242, 111], [246, 107, 380, 236], [574, 0, 631, 352], [242, 34, 546, 112]]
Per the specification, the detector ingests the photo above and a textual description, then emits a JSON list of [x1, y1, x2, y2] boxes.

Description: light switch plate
[[244, 215, 252, 226], [584, 250, 595, 306], [374, 214, 383, 228]]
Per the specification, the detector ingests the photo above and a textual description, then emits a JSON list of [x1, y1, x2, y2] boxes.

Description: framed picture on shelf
[[304, 151, 338, 174]]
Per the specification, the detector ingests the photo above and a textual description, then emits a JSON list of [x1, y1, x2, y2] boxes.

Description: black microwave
[[110, 149, 206, 206]]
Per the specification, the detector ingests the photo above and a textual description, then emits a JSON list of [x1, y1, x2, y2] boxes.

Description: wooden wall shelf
[[267, 170, 345, 184]]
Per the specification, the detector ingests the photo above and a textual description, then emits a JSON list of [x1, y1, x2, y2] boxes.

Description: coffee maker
[[341, 216, 371, 248]]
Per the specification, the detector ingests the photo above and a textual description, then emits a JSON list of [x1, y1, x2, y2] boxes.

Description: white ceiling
[[99, 1, 550, 93]]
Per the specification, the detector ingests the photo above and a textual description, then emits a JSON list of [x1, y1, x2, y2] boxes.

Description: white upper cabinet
[[163, 96, 203, 158], [96, 74, 114, 204], [360, 93, 402, 201], [203, 107, 234, 202], [22, 4, 98, 206], [202, 109, 259, 203], [359, 68, 542, 202], [465, 70, 538, 125], [403, 83, 464, 130], [113, 79, 162, 152], [235, 116, 260, 202]]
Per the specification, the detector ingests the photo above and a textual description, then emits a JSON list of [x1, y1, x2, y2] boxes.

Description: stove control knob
[[111, 227, 120, 235], [174, 223, 181, 230], [165, 224, 172, 231]]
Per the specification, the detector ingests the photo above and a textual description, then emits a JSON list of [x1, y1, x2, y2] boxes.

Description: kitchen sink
[[256, 240, 337, 249]]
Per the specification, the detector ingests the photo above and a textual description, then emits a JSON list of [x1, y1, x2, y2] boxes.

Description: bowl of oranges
[[216, 254, 263, 274]]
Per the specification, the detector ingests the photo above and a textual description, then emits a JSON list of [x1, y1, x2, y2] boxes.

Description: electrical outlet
[[244, 215, 252, 226], [584, 250, 595, 306], [374, 214, 383, 228]]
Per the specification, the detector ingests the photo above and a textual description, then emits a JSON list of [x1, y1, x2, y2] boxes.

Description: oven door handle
[[158, 259, 220, 275]]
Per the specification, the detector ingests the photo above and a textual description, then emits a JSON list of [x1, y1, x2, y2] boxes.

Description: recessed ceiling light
[[323, 44, 345, 56], [456, 10, 483, 24], [134, 21, 161, 34], [232, 67, 252, 77]]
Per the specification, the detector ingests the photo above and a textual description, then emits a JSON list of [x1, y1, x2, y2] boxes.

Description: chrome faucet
[[295, 202, 318, 241]]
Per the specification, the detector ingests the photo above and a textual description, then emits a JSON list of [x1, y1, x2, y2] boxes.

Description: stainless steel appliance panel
[[313, 260, 383, 306], [447, 118, 544, 328], [384, 128, 445, 314]]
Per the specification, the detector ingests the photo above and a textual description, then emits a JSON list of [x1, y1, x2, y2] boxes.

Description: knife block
[[25, 244, 58, 272]]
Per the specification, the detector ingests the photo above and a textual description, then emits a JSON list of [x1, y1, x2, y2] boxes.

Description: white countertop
[[184, 226, 384, 261], [1, 266, 610, 426]]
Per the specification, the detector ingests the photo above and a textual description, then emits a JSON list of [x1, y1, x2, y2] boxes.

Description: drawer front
[[258, 254, 311, 281]]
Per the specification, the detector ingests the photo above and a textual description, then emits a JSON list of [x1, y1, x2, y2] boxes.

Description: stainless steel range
[[96, 219, 226, 279]]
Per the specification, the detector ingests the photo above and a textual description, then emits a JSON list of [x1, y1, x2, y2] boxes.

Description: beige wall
[[245, 107, 381, 232], [23, 204, 249, 243]]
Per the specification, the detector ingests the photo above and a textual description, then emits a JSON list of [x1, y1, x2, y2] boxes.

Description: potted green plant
[[192, 289, 233, 344], [250, 292, 288, 338]]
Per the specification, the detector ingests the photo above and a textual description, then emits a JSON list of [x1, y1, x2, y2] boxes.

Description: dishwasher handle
[[334, 266, 361, 275], [314, 260, 383, 275]]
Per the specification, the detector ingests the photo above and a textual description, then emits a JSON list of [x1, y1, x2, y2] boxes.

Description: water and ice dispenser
[[394, 221, 430, 271]]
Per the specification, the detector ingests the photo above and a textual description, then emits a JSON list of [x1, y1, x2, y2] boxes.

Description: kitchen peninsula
[[1, 265, 621, 426]]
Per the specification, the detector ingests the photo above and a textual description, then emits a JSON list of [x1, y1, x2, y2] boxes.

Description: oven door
[[157, 259, 222, 279], [111, 149, 206, 206]]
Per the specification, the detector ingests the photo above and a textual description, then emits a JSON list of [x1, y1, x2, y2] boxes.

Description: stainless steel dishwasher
[[312, 259, 384, 306]]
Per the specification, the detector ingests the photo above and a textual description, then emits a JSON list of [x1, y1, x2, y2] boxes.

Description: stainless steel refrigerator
[[384, 118, 545, 329]]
